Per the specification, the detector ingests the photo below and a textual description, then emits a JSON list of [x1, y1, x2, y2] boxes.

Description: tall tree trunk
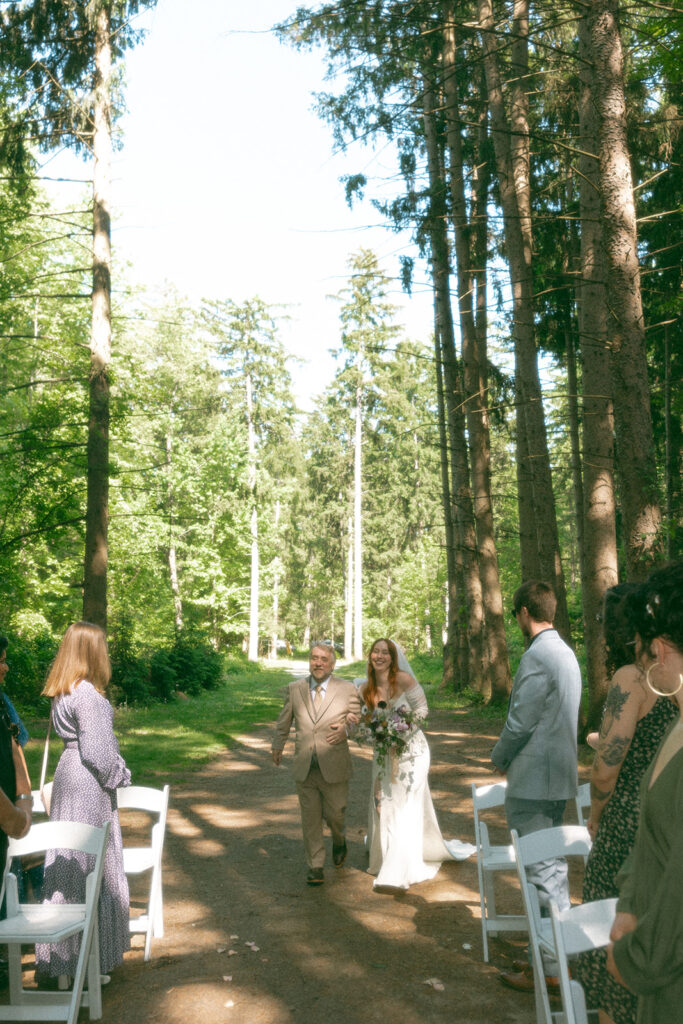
[[565, 322, 584, 585], [344, 516, 353, 660], [423, 82, 484, 691], [83, 5, 111, 630], [663, 325, 679, 559], [270, 499, 281, 660], [515, 384, 541, 579], [477, 0, 570, 639], [433, 295, 457, 688], [246, 371, 259, 661], [577, 10, 618, 728], [165, 434, 183, 631], [442, 9, 511, 700], [303, 601, 312, 650], [588, 0, 663, 578], [353, 361, 363, 660]]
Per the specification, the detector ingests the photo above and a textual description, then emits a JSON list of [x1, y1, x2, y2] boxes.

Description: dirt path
[[86, 702, 557, 1024]]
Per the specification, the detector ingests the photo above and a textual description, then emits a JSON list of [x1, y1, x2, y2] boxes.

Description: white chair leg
[[484, 871, 499, 934], [479, 893, 490, 962], [87, 921, 102, 1019], [152, 874, 164, 938], [5, 877, 23, 1004], [7, 941, 23, 1004]]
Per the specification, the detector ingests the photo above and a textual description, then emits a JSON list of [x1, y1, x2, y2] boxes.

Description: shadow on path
[[79, 711, 541, 1024]]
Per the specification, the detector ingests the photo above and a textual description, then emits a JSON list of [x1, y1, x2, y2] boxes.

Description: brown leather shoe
[[512, 958, 531, 971], [306, 868, 324, 885], [499, 966, 560, 993], [332, 842, 347, 867]]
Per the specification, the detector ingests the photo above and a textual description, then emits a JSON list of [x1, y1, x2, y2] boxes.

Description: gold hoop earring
[[645, 664, 683, 698]]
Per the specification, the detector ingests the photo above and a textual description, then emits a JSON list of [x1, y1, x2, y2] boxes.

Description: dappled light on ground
[[88, 707, 579, 1023]]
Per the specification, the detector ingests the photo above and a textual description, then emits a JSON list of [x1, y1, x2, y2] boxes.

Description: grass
[[19, 648, 598, 791], [22, 664, 294, 786], [19, 652, 518, 787]]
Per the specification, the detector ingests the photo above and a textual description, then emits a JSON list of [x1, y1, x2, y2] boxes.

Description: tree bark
[[565, 323, 584, 587], [246, 370, 259, 661], [270, 499, 281, 660], [303, 601, 312, 651], [344, 516, 353, 660], [577, 9, 618, 728], [353, 358, 363, 660], [442, 8, 511, 700], [433, 294, 457, 688], [423, 81, 484, 691], [588, 0, 663, 579], [165, 434, 183, 632], [477, 0, 570, 639], [83, 4, 112, 631]]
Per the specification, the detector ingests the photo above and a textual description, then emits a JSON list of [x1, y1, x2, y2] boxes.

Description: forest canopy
[[0, 1, 680, 724]]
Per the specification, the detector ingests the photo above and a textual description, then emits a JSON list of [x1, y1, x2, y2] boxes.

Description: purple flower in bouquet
[[357, 699, 427, 783]]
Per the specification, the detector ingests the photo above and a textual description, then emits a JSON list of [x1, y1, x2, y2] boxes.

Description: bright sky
[[47, 0, 434, 409]]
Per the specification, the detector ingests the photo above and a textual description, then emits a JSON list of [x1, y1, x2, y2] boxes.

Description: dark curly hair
[[602, 584, 642, 675], [634, 561, 683, 655]]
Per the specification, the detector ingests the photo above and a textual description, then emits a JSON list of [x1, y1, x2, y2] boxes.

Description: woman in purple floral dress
[[36, 622, 131, 980]]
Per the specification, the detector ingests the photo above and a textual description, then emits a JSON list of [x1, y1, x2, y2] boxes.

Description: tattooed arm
[[587, 663, 648, 840]]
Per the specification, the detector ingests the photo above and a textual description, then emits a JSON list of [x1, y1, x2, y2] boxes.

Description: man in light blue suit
[[492, 580, 581, 987]]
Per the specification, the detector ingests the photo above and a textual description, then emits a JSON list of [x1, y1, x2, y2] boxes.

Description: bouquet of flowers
[[357, 700, 426, 784]]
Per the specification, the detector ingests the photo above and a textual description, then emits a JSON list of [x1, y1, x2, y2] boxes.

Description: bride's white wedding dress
[[365, 685, 475, 890]]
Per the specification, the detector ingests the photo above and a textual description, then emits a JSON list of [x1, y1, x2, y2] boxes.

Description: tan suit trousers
[[296, 763, 348, 869]]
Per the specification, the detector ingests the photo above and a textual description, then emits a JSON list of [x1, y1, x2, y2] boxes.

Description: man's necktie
[[314, 684, 323, 711]]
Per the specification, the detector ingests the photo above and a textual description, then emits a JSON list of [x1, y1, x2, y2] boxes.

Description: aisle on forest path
[[98, 710, 535, 1024]]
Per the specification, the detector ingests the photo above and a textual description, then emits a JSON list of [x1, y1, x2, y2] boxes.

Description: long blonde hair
[[42, 621, 111, 697]]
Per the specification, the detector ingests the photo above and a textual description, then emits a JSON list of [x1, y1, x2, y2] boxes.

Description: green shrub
[[1, 629, 56, 713], [149, 647, 177, 702], [108, 615, 222, 705], [170, 631, 222, 696]]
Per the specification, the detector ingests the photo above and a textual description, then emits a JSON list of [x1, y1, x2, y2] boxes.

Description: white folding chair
[[0, 820, 110, 1024], [550, 897, 618, 1024], [31, 791, 47, 816], [471, 781, 527, 961], [117, 784, 170, 961], [512, 825, 593, 1024], [574, 783, 591, 829]]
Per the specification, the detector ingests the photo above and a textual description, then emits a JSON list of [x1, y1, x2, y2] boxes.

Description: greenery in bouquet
[[356, 699, 426, 784]]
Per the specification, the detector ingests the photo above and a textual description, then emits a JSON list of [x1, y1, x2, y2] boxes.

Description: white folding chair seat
[[116, 784, 170, 961], [471, 781, 527, 961], [550, 897, 618, 1024], [31, 791, 47, 816], [512, 825, 593, 1024], [0, 820, 110, 1024]]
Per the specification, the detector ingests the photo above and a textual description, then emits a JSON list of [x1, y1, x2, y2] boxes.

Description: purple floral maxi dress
[[36, 680, 131, 977]]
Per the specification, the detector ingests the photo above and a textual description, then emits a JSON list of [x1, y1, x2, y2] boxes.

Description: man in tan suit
[[272, 641, 361, 885]]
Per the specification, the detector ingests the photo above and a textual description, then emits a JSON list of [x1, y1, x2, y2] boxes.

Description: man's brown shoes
[[306, 868, 324, 885], [499, 962, 560, 993], [332, 842, 347, 867]]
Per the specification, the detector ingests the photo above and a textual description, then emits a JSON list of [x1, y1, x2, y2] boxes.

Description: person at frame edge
[[0, 635, 33, 878], [490, 581, 582, 993]]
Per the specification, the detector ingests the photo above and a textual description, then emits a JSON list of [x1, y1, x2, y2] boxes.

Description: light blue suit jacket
[[491, 629, 581, 801]]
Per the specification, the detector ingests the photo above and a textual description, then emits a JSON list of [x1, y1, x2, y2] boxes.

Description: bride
[[357, 638, 474, 892]]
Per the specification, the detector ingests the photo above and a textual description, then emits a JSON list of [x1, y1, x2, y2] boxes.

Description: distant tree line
[[0, 2, 680, 727]]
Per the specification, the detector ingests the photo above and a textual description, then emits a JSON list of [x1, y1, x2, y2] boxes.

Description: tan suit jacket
[[272, 674, 361, 783]]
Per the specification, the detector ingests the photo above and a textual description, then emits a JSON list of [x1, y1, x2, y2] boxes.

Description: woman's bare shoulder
[[396, 669, 417, 691], [610, 663, 645, 693]]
